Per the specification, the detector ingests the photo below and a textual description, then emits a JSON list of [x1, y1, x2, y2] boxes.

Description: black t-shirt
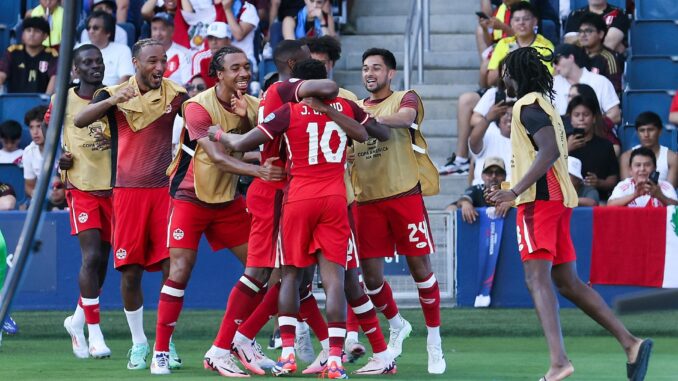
[[0, 45, 58, 93], [569, 135, 619, 199], [458, 184, 490, 207], [565, 5, 629, 41]]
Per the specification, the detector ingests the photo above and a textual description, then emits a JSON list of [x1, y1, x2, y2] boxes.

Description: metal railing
[[403, 0, 431, 90]]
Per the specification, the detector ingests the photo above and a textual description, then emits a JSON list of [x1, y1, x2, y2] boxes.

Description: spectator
[[486, 2, 553, 87], [476, 0, 522, 88], [566, 83, 620, 155], [552, 43, 620, 124], [446, 157, 512, 223], [576, 12, 622, 96], [619, 112, 678, 187], [26, 0, 63, 49], [80, 0, 129, 46], [566, 95, 619, 200], [190, 21, 232, 88], [141, 0, 178, 20], [84, 11, 134, 85], [564, 0, 628, 53], [21, 105, 48, 199], [0, 17, 58, 94], [301, 35, 341, 79], [0, 121, 24, 165], [670, 91, 678, 126], [223, 0, 260, 70], [282, 0, 335, 40], [172, 74, 208, 155], [608, 147, 678, 207], [0, 182, 17, 210], [173, 0, 228, 52], [268, 0, 305, 49], [151, 12, 192, 85], [468, 99, 512, 185], [568, 156, 600, 206], [46, 177, 68, 211]]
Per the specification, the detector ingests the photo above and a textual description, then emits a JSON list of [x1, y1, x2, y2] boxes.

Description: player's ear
[[387, 68, 396, 81]]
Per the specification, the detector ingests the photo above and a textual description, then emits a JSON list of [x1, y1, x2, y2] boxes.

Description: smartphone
[[573, 128, 586, 136], [494, 90, 506, 105], [475, 11, 490, 19], [649, 171, 660, 184]]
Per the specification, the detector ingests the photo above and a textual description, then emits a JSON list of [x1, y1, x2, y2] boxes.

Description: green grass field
[[1, 308, 677, 380]]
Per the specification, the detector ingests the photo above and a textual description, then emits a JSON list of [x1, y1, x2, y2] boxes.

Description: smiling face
[[510, 9, 537, 39], [75, 48, 105, 86], [216, 52, 251, 93], [630, 154, 655, 183], [134, 44, 167, 91], [362, 55, 394, 94]]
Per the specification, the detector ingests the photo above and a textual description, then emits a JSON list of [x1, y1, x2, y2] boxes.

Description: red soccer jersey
[[257, 98, 370, 202]]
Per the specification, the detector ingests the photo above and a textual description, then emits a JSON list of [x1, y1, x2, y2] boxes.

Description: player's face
[[311, 52, 333, 75], [631, 155, 655, 182], [510, 10, 536, 39], [570, 105, 594, 132], [208, 36, 231, 53], [22, 27, 47, 48], [134, 45, 167, 91], [151, 21, 174, 46], [29, 120, 44, 146], [75, 49, 105, 86], [637, 124, 660, 148], [362, 55, 394, 93], [578, 23, 603, 49], [217, 52, 251, 93]]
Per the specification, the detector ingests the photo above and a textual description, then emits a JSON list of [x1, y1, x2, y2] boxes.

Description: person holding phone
[[608, 147, 678, 207]]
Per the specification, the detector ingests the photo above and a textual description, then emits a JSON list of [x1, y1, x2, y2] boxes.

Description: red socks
[[155, 279, 186, 352], [214, 275, 265, 349], [328, 322, 346, 359], [349, 294, 387, 353], [278, 314, 297, 349], [346, 307, 359, 333], [237, 281, 280, 340], [299, 289, 328, 342], [79, 296, 101, 325], [366, 281, 399, 320], [415, 273, 441, 327]]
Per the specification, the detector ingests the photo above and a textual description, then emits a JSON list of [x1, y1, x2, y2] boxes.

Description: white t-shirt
[[0, 149, 23, 165], [609, 178, 678, 207], [80, 25, 128, 46], [469, 122, 512, 185], [22, 142, 43, 180], [99, 42, 135, 86], [165, 42, 192, 85], [553, 68, 620, 116], [229, 2, 260, 70]]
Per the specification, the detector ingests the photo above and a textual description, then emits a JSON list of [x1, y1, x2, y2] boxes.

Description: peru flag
[[590, 206, 678, 288]]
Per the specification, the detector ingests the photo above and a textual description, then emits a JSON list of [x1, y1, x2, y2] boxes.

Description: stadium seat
[[0, 93, 51, 126], [621, 90, 675, 151], [625, 56, 678, 90], [540, 19, 558, 46], [636, 0, 678, 21], [118, 22, 137, 49], [571, 0, 624, 10], [0, 163, 26, 208], [630, 21, 678, 56]]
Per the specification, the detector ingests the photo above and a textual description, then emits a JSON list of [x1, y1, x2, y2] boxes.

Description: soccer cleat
[[268, 328, 282, 350], [169, 341, 182, 369], [302, 348, 328, 374], [427, 343, 446, 374], [203, 352, 249, 378], [232, 340, 265, 375], [324, 360, 349, 379], [64, 315, 89, 359], [438, 154, 470, 176], [354, 356, 397, 375], [253, 340, 276, 370], [2, 315, 18, 335], [294, 322, 315, 363], [89, 340, 112, 359], [127, 342, 151, 370], [150, 351, 171, 375], [272, 353, 297, 376], [344, 338, 366, 363], [387, 318, 412, 358]]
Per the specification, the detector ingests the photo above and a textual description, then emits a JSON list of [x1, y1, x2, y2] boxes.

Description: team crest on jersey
[[38, 61, 49, 73], [263, 113, 275, 123], [115, 248, 127, 259], [165, 104, 173, 114], [78, 212, 89, 223], [173, 228, 184, 240]]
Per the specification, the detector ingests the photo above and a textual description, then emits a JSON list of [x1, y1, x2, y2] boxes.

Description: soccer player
[[54, 44, 113, 359], [74, 39, 188, 371], [209, 59, 374, 379], [488, 46, 653, 381], [351, 48, 445, 374]]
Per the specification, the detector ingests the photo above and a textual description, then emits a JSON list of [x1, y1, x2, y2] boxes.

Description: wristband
[[214, 129, 223, 142], [510, 189, 518, 197]]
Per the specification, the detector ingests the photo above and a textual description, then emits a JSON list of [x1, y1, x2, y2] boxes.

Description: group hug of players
[[57, 37, 445, 379]]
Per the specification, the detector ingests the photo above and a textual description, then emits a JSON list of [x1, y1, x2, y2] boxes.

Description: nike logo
[[364, 328, 377, 335], [243, 352, 252, 363], [320, 359, 327, 367]]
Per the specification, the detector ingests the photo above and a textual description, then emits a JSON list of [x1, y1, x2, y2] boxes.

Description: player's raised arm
[[198, 137, 285, 181], [208, 125, 270, 152], [302, 97, 369, 142], [296, 79, 339, 100], [74, 86, 136, 127]]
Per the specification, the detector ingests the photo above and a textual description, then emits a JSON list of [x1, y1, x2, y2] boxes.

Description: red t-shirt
[[257, 98, 370, 203]]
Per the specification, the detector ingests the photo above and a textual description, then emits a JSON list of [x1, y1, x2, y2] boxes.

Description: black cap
[[23, 16, 50, 35], [152, 12, 174, 26], [92, 0, 117, 10], [554, 43, 588, 68]]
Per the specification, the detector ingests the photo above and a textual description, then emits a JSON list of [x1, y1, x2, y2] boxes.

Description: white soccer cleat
[[388, 318, 412, 358], [353, 356, 397, 375], [150, 351, 171, 375], [89, 339, 112, 359], [294, 322, 315, 363], [64, 315, 89, 359], [232, 340, 265, 375], [427, 343, 446, 374], [344, 337, 366, 363], [253, 340, 276, 370], [203, 352, 249, 378], [302, 348, 328, 374]]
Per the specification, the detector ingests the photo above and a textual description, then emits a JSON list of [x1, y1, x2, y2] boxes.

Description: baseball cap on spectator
[[554, 43, 588, 67], [207, 22, 232, 40], [23, 16, 50, 35], [91, 0, 117, 10], [568, 157, 583, 181], [152, 12, 174, 26], [482, 157, 506, 174]]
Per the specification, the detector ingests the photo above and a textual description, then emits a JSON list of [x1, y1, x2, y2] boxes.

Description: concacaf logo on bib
[[115, 248, 127, 259], [173, 228, 184, 240], [78, 212, 89, 223]]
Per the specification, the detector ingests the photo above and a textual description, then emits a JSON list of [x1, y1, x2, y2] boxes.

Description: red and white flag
[[590, 206, 678, 288]]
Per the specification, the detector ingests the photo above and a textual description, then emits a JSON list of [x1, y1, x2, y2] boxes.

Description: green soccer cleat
[[169, 341, 183, 370], [127, 342, 150, 370]]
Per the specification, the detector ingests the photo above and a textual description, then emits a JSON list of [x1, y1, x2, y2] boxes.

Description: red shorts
[[66, 189, 112, 242], [280, 195, 350, 268], [112, 187, 170, 272], [355, 193, 435, 259], [168, 197, 250, 252], [310, 202, 359, 269], [246, 179, 284, 268], [516, 200, 576, 265]]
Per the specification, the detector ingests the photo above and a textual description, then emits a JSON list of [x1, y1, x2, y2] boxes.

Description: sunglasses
[[483, 168, 505, 176], [87, 25, 102, 31], [187, 84, 206, 91]]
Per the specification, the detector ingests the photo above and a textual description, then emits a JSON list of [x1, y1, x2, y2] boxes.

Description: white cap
[[568, 156, 583, 181], [207, 22, 232, 39]]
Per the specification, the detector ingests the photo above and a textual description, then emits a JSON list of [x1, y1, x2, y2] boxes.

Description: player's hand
[[208, 125, 221, 141], [495, 201, 511, 218], [59, 152, 73, 170], [109, 86, 137, 105], [231, 90, 248, 118], [583, 172, 598, 188], [93, 131, 111, 150], [258, 156, 286, 181], [488, 188, 517, 204], [486, 101, 508, 122], [302, 97, 330, 114], [567, 134, 586, 152], [460, 202, 478, 224]]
